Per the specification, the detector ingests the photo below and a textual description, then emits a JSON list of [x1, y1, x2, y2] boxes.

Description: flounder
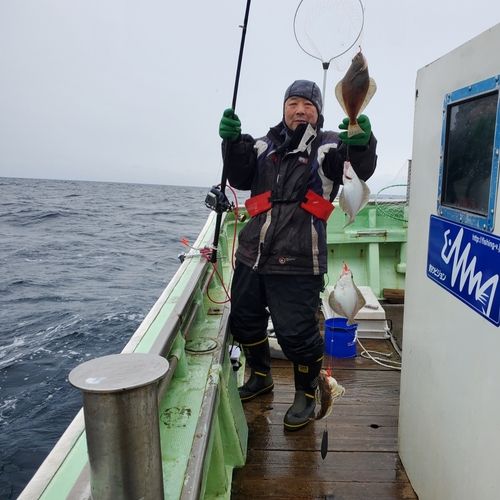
[[339, 160, 370, 229], [315, 369, 345, 420], [329, 261, 366, 325], [335, 49, 377, 137]]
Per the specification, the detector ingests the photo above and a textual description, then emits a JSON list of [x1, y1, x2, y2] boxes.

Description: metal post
[[69, 353, 169, 500]]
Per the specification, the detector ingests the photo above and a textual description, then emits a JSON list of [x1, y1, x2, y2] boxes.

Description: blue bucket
[[324, 318, 357, 358]]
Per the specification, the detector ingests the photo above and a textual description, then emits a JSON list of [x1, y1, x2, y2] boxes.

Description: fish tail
[[342, 218, 355, 229], [348, 122, 364, 137]]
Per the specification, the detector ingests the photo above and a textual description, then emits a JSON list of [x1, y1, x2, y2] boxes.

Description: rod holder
[[69, 353, 169, 500]]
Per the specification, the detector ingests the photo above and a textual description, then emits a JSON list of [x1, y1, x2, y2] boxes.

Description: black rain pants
[[229, 261, 325, 365]]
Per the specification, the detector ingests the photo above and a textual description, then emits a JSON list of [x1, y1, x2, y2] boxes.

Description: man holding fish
[[218, 51, 377, 431]]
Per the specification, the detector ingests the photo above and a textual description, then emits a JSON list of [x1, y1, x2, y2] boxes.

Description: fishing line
[[184, 185, 240, 305], [320, 366, 331, 459], [206, 185, 240, 303], [293, 0, 364, 111]]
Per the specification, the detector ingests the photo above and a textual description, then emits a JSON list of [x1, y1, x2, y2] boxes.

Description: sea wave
[[0, 177, 209, 498]]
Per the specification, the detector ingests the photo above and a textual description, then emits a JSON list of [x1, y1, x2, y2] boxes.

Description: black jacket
[[226, 121, 377, 275]]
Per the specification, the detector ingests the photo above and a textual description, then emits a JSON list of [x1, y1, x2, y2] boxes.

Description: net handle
[[321, 62, 329, 113]]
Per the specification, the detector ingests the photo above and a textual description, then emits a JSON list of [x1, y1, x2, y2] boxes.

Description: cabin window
[[437, 77, 500, 232]]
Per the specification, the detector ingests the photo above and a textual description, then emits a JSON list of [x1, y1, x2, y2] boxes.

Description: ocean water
[[0, 178, 211, 499]]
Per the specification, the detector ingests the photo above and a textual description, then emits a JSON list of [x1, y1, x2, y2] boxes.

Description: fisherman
[[218, 80, 377, 431]]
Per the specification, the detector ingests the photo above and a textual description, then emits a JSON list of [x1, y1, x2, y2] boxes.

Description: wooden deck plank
[[265, 368, 401, 408], [245, 402, 399, 425], [231, 334, 418, 499], [232, 479, 417, 500], [233, 464, 412, 485], [241, 450, 408, 480]]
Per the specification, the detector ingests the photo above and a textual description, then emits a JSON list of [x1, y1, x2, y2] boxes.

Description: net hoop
[[293, 0, 365, 66], [375, 184, 409, 223]]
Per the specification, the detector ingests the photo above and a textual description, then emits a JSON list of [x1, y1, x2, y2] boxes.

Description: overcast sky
[[0, 0, 498, 193]]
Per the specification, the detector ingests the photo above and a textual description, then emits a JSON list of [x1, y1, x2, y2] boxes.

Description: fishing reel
[[205, 186, 234, 214]]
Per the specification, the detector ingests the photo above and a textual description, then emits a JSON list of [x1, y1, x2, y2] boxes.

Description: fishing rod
[[206, 0, 252, 264]]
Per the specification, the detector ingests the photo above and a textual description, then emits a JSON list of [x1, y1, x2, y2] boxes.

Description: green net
[[374, 161, 411, 223], [375, 184, 408, 222]]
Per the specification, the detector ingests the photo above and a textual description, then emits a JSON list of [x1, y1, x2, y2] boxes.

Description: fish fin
[[335, 80, 348, 116], [343, 283, 366, 324], [347, 122, 364, 137], [315, 373, 323, 407], [355, 284, 367, 310], [328, 297, 346, 318], [359, 180, 371, 210], [342, 218, 355, 230], [358, 77, 378, 115], [332, 380, 346, 400], [338, 187, 347, 213]]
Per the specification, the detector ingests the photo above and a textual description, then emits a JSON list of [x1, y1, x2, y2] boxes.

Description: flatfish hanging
[[335, 48, 377, 137], [339, 160, 370, 229], [315, 369, 345, 420], [329, 261, 366, 325]]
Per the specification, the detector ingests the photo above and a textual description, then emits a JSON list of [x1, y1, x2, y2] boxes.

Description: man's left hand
[[338, 114, 371, 146]]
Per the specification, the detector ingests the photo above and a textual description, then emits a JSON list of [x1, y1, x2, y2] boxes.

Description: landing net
[[374, 160, 411, 223], [293, 0, 365, 107]]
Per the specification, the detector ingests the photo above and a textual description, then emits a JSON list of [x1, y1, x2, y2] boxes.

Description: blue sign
[[427, 215, 500, 326]]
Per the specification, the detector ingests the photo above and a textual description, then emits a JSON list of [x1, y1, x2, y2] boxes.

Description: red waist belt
[[245, 190, 334, 221]]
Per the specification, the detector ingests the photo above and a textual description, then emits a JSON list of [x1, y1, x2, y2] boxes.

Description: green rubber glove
[[338, 114, 371, 146], [219, 108, 242, 141]]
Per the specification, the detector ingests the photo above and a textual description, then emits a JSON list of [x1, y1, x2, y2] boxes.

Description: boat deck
[[231, 305, 418, 500]]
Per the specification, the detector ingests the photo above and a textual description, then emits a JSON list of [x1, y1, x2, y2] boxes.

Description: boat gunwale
[[180, 302, 233, 500], [17, 212, 232, 500]]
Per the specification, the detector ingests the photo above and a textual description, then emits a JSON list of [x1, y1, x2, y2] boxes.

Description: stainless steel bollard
[[69, 353, 169, 500]]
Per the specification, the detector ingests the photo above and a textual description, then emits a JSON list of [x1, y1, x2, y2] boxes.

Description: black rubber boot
[[283, 358, 323, 431], [239, 337, 274, 402]]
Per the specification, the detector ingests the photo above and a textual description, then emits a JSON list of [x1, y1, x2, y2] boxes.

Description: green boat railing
[[325, 201, 407, 299]]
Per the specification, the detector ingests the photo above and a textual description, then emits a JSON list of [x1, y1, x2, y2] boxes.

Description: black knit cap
[[283, 80, 323, 114]]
